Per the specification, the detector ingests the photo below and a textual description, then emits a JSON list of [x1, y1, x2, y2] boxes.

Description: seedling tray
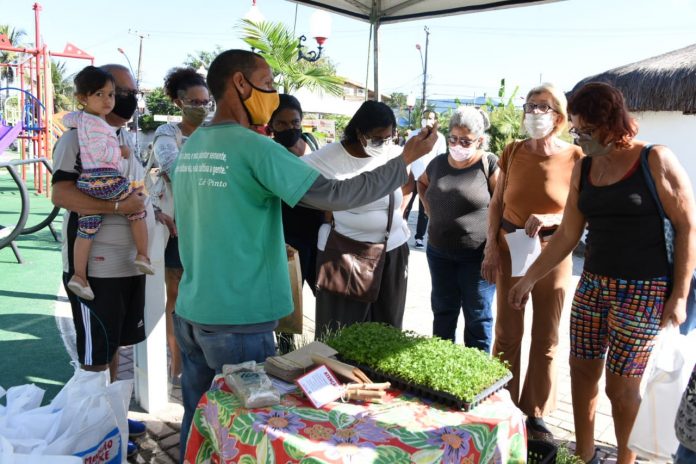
[[527, 439, 557, 464], [339, 356, 512, 411]]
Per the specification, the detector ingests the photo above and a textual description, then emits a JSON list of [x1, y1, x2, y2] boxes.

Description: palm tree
[[0, 25, 28, 94], [239, 19, 342, 96], [51, 60, 75, 112], [184, 46, 224, 70]]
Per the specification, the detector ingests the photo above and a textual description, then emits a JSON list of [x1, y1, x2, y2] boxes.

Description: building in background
[[571, 43, 696, 183]]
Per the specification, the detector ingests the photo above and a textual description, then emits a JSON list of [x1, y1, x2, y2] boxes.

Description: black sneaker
[[525, 416, 554, 442]]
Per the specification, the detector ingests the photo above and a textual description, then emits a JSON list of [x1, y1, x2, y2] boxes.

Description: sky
[[2, 0, 696, 104]]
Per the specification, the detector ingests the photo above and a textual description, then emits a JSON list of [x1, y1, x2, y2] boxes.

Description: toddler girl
[[65, 66, 153, 301]]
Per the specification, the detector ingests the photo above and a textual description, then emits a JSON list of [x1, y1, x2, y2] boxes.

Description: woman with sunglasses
[[509, 82, 696, 463], [417, 106, 498, 353], [151, 66, 210, 387], [302, 100, 414, 337], [482, 83, 584, 441]]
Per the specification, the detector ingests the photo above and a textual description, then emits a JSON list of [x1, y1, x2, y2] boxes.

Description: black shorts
[[164, 236, 183, 269], [63, 273, 146, 366]]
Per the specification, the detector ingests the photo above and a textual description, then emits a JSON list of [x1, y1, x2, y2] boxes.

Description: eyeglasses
[[115, 88, 140, 98], [363, 134, 393, 147], [523, 103, 556, 114], [182, 98, 214, 110], [568, 127, 594, 140], [448, 135, 478, 147]]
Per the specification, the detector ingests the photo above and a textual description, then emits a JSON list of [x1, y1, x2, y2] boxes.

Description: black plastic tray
[[340, 356, 512, 411], [527, 439, 557, 464]]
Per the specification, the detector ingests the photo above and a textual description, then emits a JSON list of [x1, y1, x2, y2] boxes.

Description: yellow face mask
[[242, 78, 279, 126]]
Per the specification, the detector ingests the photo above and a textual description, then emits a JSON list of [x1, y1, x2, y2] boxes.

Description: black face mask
[[273, 128, 302, 148], [112, 94, 138, 120]]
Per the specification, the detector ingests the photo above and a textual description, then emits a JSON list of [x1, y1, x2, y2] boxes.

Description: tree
[[482, 79, 523, 156], [138, 87, 179, 131], [0, 25, 28, 96], [51, 60, 74, 112], [184, 46, 224, 70], [389, 92, 407, 111], [239, 19, 342, 96]]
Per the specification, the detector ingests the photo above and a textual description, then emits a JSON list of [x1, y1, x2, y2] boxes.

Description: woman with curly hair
[[152, 67, 210, 386]]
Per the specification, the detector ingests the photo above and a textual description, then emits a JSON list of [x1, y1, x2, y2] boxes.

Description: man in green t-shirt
[[172, 49, 438, 458]]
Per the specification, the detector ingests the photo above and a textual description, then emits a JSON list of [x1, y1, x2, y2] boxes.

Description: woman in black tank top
[[507, 82, 696, 463]]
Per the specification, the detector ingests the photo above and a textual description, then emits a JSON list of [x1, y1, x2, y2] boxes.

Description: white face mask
[[363, 144, 389, 157], [524, 113, 555, 139], [449, 145, 475, 162], [361, 133, 392, 157]]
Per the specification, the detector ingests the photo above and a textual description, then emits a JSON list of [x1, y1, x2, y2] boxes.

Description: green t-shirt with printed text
[[172, 123, 319, 325]]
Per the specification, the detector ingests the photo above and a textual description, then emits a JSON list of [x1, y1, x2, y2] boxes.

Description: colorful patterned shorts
[[571, 270, 668, 377], [76, 168, 146, 239]]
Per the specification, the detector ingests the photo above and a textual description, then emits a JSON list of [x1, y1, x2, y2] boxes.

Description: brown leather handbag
[[315, 193, 394, 303]]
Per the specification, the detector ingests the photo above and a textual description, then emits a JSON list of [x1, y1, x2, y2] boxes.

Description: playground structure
[[0, 3, 94, 262]]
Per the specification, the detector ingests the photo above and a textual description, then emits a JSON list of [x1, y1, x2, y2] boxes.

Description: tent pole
[[373, 19, 380, 101], [364, 18, 372, 102], [373, 0, 381, 101]]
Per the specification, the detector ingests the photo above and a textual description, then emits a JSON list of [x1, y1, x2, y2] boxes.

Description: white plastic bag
[[0, 368, 132, 464], [44, 369, 132, 463], [628, 325, 696, 462], [0, 435, 81, 463]]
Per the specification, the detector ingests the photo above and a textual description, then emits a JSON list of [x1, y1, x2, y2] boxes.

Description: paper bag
[[276, 245, 303, 334]]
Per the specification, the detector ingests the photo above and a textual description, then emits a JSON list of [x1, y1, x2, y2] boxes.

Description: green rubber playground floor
[[0, 153, 73, 402]]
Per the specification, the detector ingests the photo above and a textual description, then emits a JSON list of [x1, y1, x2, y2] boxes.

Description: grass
[[0, 157, 73, 402]]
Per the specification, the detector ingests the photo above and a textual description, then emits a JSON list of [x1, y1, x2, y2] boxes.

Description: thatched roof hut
[[570, 43, 696, 114]]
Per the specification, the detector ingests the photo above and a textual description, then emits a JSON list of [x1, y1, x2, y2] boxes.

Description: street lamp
[[117, 47, 143, 158], [297, 10, 331, 62], [117, 48, 136, 80], [406, 94, 416, 128], [416, 26, 430, 114]]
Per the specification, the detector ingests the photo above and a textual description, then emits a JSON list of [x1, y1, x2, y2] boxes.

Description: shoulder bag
[[315, 192, 394, 303], [640, 144, 696, 334]]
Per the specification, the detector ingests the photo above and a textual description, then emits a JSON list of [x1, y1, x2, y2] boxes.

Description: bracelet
[[114, 201, 120, 213]]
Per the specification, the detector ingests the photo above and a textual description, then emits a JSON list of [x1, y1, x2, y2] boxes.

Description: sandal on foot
[[67, 276, 95, 300], [134, 257, 154, 275], [586, 448, 601, 464]]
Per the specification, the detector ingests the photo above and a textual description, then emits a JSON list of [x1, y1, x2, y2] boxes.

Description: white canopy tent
[[287, 0, 563, 99]]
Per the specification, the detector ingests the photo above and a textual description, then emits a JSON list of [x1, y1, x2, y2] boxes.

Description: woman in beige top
[[482, 83, 584, 441]]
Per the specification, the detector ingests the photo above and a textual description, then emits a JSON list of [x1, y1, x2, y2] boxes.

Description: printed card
[[296, 365, 342, 408]]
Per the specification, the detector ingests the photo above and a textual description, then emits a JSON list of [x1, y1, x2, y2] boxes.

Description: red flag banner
[[62, 43, 92, 58]]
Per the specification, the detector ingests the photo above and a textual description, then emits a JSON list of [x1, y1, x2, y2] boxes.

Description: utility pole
[[129, 29, 148, 87], [420, 26, 430, 114]]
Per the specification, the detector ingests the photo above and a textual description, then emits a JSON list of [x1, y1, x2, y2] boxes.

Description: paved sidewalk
[[111, 209, 634, 463]]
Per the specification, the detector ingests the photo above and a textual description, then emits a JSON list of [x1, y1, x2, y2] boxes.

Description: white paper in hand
[[504, 229, 542, 277]]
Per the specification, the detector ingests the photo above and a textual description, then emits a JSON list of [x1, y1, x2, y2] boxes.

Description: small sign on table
[[295, 365, 342, 408]]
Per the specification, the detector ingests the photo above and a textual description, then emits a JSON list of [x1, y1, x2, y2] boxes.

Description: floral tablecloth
[[185, 375, 527, 464]]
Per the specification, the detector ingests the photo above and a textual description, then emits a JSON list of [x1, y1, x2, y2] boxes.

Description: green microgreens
[[325, 323, 510, 404]]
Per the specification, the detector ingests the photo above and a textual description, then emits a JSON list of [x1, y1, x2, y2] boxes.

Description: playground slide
[[0, 123, 22, 154]]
